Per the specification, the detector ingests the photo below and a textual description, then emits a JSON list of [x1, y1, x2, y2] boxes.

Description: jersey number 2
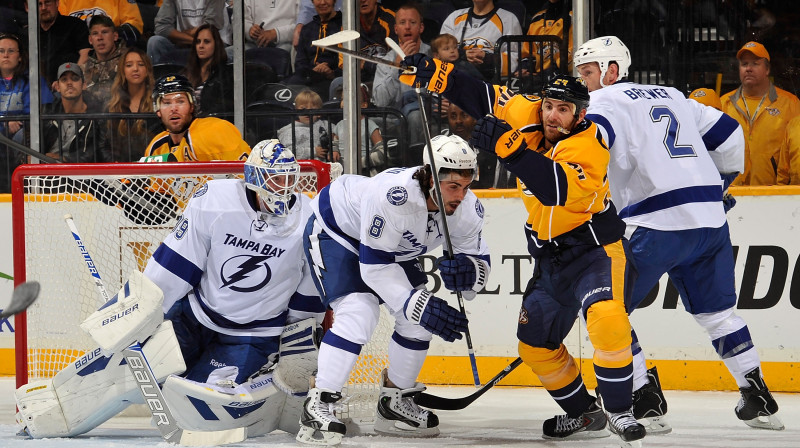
[[650, 106, 696, 158]]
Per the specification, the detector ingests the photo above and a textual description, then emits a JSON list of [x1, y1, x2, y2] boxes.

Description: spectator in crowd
[[721, 41, 800, 185], [444, 102, 491, 189], [689, 87, 723, 110], [430, 32, 482, 80], [58, 0, 143, 47], [328, 0, 396, 99], [440, 0, 522, 81], [82, 15, 124, 100], [35, 0, 91, 86], [0, 33, 55, 143], [521, 0, 573, 78], [0, 32, 55, 191], [183, 24, 232, 116], [372, 3, 429, 145], [105, 46, 159, 162], [147, 0, 228, 65], [144, 74, 250, 162], [286, 0, 342, 99], [244, 0, 297, 54], [277, 89, 331, 162], [42, 62, 108, 162], [294, 0, 341, 46], [333, 84, 383, 175]]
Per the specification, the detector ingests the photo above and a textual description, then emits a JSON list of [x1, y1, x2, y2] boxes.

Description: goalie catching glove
[[471, 114, 528, 161], [404, 290, 468, 342], [437, 254, 489, 295], [399, 54, 454, 94]]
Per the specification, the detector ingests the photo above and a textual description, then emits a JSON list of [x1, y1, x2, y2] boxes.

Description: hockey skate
[[606, 408, 647, 448], [542, 398, 610, 440], [735, 367, 784, 430], [296, 388, 347, 446], [632, 366, 672, 434], [375, 370, 440, 437]]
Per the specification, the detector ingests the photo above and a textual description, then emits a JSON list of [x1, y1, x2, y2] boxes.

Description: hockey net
[[12, 161, 389, 426]]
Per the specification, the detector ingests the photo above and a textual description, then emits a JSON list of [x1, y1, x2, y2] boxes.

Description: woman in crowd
[[183, 24, 233, 116], [105, 46, 158, 162], [0, 32, 54, 191]]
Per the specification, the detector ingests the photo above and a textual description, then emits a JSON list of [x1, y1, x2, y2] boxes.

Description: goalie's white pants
[[315, 292, 432, 392], [15, 321, 185, 438]]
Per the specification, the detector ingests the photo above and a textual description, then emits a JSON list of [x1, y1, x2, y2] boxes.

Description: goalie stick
[[0, 281, 40, 318], [63, 214, 246, 446], [413, 357, 523, 410]]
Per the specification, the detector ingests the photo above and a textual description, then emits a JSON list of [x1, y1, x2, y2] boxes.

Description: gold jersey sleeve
[[144, 117, 251, 162]]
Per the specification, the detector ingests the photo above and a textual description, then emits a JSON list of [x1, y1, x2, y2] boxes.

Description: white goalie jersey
[[143, 179, 319, 337], [586, 82, 745, 231], [312, 167, 489, 312]]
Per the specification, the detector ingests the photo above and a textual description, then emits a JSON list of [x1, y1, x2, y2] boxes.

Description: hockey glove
[[399, 54, 454, 94], [438, 254, 480, 292], [722, 192, 736, 213], [471, 114, 528, 161], [404, 290, 468, 342]]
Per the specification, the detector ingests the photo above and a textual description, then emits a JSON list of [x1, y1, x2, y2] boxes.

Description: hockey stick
[[0, 281, 41, 318], [414, 357, 523, 410], [404, 37, 479, 387], [312, 31, 416, 73], [64, 214, 246, 446]]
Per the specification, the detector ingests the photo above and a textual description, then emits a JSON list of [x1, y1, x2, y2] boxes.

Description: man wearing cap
[[42, 62, 109, 162], [689, 88, 722, 111], [721, 41, 800, 185]]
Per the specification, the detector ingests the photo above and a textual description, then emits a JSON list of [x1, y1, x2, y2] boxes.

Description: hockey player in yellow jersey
[[401, 58, 646, 445], [144, 74, 250, 162]]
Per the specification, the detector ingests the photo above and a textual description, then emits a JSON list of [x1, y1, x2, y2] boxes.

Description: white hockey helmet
[[574, 36, 631, 87], [423, 134, 477, 181], [244, 139, 300, 217]]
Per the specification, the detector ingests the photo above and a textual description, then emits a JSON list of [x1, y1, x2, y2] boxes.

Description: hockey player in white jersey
[[575, 36, 783, 432], [15, 139, 326, 440], [297, 134, 491, 445]]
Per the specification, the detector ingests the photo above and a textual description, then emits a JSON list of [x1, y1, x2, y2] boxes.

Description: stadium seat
[[245, 47, 292, 80], [244, 101, 295, 147], [244, 62, 278, 101]]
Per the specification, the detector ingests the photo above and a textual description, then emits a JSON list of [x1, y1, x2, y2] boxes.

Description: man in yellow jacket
[[721, 41, 800, 185]]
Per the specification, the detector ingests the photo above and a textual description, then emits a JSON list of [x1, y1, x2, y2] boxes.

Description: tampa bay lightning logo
[[193, 183, 208, 197], [387, 186, 408, 206], [220, 255, 272, 292], [475, 199, 484, 218]]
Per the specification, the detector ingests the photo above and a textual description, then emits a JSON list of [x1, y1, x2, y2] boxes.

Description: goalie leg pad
[[273, 317, 321, 395], [15, 321, 185, 438], [161, 372, 285, 434], [79, 270, 164, 353]]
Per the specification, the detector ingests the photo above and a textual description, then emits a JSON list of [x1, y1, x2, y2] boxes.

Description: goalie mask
[[423, 134, 477, 182], [574, 36, 631, 88], [244, 139, 300, 218]]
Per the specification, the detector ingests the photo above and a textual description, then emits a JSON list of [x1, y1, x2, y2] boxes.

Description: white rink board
[[2, 193, 799, 366]]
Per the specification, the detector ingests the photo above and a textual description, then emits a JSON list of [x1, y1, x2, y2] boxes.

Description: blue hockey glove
[[399, 54, 454, 94], [404, 290, 468, 342], [471, 114, 528, 161], [438, 254, 477, 292], [722, 192, 736, 213]]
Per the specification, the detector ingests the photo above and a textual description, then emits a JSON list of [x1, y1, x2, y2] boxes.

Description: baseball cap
[[736, 41, 770, 61], [57, 62, 83, 80], [688, 88, 721, 111]]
